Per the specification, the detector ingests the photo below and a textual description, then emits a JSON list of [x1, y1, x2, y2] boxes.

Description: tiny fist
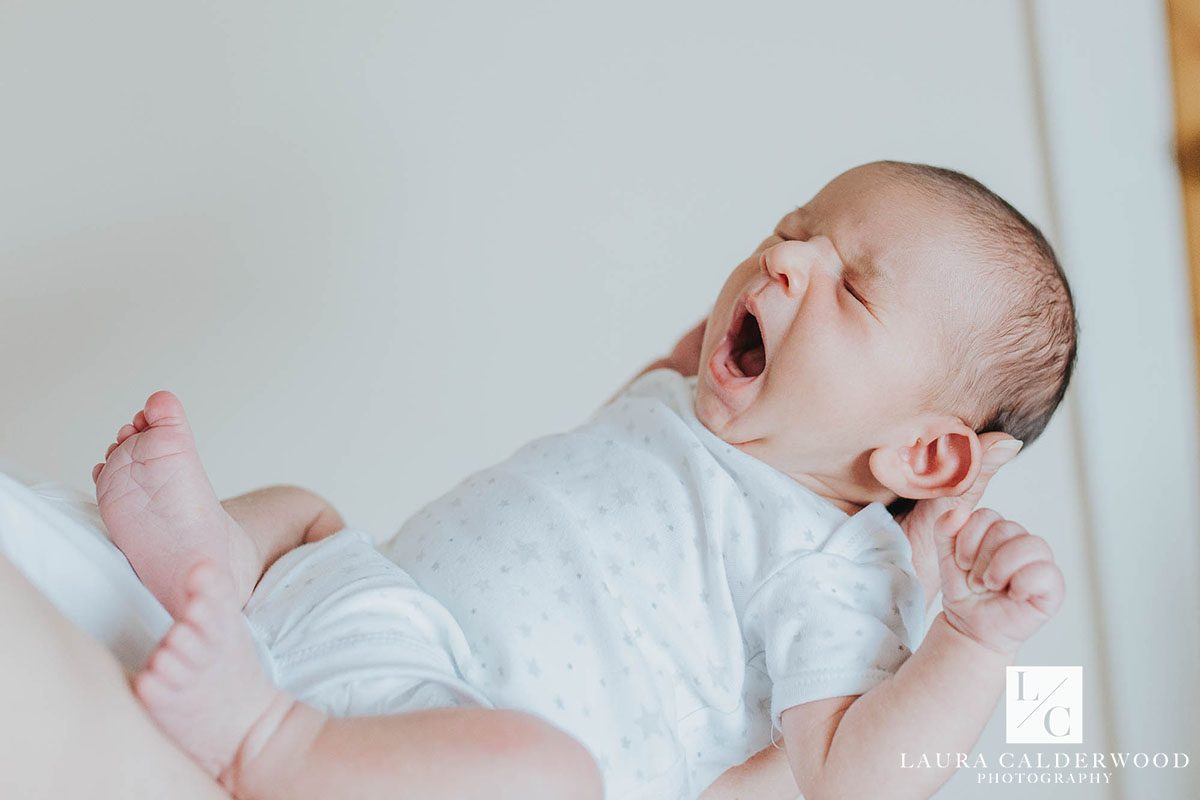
[[1012, 560, 1066, 616], [936, 508, 963, 539]]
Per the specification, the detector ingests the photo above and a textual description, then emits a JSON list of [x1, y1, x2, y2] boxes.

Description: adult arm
[[0, 552, 227, 800]]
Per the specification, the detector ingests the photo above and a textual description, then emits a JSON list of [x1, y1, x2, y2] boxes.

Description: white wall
[[1026, 1, 1200, 797], [1, 2, 1194, 797]]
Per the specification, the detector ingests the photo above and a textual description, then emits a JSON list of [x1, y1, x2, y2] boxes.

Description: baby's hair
[[878, 161, 1079, 517]]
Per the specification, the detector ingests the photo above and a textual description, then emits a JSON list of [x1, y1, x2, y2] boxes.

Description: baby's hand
[[896, 433, 1023, 609], [935, 509, 1065, 655]]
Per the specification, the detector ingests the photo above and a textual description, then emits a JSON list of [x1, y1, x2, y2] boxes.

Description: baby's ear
[[868, 419, 983, 501]]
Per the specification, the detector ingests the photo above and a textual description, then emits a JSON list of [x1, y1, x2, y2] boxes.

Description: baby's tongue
[[737, 346, 766, 378]]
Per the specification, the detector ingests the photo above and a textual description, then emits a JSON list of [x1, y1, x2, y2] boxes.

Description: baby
[[94, 161, 1076, 800]]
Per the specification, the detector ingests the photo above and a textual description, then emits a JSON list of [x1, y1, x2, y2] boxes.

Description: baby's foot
[[94, 391, 259, 616], [134, 562, 289, 784]]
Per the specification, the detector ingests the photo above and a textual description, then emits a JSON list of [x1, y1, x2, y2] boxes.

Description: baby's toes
[[146, 646, 192, 688], [186, 561, 221, 594], [143, 391, 188, 428], [164, 622, 210, 666], [180, 584, 237, 642], [92, 463, 105, 484], [115, 424, 138, 445], [186, 562, 237, 606], [182, 596, 221, 639], [105, 441, 120, 459], [132, 409, 148, 431], [133, 670, 196, 722], [133, 669, 173, 707]]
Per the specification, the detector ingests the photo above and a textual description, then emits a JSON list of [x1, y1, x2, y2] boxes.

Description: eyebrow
[[851, 250, 893, 293]]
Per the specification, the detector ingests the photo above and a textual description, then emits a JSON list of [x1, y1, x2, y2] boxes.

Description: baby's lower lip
[[705, 336, 765, 418], [708, 309, 763, 391]]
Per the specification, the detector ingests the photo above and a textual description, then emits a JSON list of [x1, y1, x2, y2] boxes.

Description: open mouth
[[711, 297, 767, 385], [725, 301, 766, 378]]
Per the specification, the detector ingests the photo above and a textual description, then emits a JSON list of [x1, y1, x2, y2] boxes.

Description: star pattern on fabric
[[635, 706, 662, 738], [612, 484, 637, 507], [368, 370, 923, 798], [512, 540, 541, 564]]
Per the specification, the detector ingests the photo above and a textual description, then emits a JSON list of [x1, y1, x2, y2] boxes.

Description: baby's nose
[[762, 238, 842, 294]]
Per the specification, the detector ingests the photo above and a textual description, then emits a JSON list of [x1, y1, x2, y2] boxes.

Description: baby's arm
[[220, 486, 345, 583], [780, 509, 1064, 800]]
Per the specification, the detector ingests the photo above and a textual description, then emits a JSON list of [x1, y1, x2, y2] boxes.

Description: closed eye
[[844, 277, 881, 322], [843, 278, 867, 305], [775, 231, 877, 318]]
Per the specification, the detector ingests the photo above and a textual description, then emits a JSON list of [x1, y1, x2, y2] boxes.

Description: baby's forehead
[[779, 176, 982, 274], [783, 169, 943, 231], [782, 184, 1001, 332]]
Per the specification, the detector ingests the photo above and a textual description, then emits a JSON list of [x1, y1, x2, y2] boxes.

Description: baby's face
[[695, 164, 983, 496]]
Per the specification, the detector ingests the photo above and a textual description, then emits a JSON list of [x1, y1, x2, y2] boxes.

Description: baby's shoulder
[[815, 502, 914, 568], [759, 500, 913, 572], [609, 367, 696, 417]]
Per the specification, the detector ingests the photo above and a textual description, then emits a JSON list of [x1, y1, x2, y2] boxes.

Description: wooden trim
[[1167, 0, 1200, 379]]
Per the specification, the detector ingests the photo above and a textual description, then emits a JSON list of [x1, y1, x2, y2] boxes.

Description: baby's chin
[[693, 379, 741, 443]]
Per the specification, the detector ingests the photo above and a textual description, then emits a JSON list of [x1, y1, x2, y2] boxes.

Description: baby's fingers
[[966, 519, 1025, 592], [980, 534, 1053, 592], [954, 508, 1004, 572], [1009, 560, 1065, 617]]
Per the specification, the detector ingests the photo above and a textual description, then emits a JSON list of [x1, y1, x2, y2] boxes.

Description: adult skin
[[0, 552, 227, 800]]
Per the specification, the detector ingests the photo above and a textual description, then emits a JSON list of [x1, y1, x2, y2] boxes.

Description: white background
[[2, 1, 1196, 797]]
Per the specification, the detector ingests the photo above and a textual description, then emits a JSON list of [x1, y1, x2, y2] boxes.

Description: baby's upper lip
[[744, 292, 763, 327], [741, 290, 772, 366]]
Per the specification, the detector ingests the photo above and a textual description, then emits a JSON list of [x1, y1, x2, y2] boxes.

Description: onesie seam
[[675, 696, 747, 726], [269, 632, 451, 668], [773, 666, 894, 686], [770, 667, 895, 727]]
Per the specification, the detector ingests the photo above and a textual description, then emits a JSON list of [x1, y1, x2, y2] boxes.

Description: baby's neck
[[713, 428, 898, 517], [774, 456, 899, 517], [787, 473, 868, 516]]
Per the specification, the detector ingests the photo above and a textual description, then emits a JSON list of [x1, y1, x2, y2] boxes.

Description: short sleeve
[[741, 508, 926, 732]]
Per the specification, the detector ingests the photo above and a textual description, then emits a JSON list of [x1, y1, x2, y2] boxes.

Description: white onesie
[[242, 368, 926, 799]]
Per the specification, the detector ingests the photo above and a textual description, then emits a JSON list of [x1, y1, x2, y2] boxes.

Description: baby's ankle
[[223, 518, 269, 609], [220, 692, 326, 799]]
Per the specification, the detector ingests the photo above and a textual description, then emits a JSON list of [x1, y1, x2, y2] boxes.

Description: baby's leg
[[138, 562, 602, 800], [220, 485, 347, 572], [93, 392, 269, 616]]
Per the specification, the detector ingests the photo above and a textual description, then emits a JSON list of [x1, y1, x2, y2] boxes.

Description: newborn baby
[[94, 161, 1076, 800]]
